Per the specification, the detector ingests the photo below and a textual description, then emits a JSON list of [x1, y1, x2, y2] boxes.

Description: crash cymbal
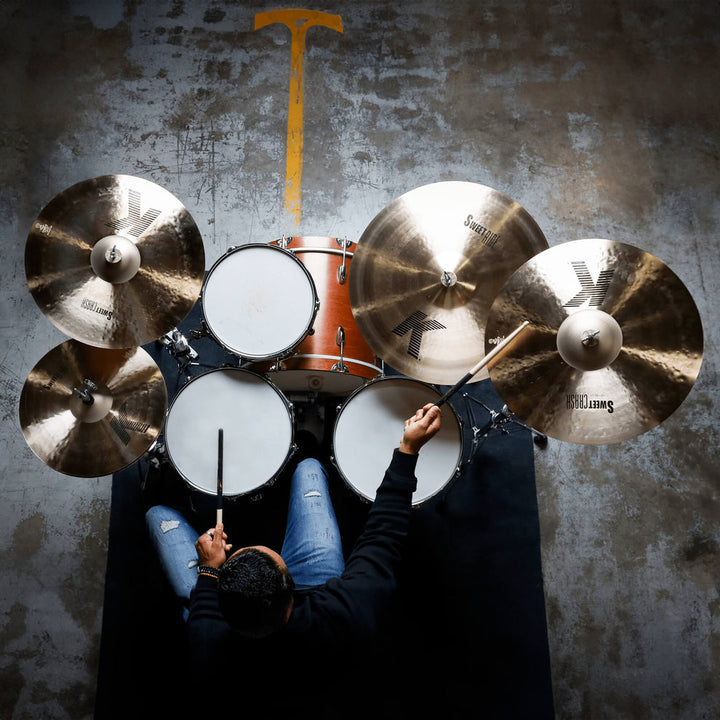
[[25, 175, 205, 348], [484, 239, 704, 444], [349, 181, 548, 384], [19, 340, 168, 477]]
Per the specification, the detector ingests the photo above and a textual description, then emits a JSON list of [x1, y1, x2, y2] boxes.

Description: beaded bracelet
[[198, 565, 220, 579]]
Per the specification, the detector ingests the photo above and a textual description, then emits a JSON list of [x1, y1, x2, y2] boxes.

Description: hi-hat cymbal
[[25, 175, 205, 348], [19, 340, 168, 477], [349, 181, 548, 384], [484, 239, 704, 444]]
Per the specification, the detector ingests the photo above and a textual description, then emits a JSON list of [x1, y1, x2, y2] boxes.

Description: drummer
[[146, 402, 440, 713]]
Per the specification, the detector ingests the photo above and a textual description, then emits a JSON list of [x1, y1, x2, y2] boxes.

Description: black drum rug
[[95, 302, 555, 719]]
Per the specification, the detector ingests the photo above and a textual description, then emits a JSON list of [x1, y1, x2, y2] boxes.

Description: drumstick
[[434, 321, 530, 408], [216, 428, 224, 526]]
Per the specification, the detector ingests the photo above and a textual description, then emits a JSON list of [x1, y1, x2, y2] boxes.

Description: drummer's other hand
[[399, 404, 442, 455], [195, 523, 232, 568]]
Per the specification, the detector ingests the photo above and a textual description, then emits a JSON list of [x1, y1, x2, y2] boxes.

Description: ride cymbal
[[484, 239, 704, 444], [25, 175, 205, 348], [19, 340, 168, 477], [349, 181, 548, 384]]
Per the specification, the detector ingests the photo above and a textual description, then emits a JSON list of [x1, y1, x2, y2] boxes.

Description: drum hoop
[[332, 375, 464, 506], [285, 247, 355, 258], [201, 243, 320, 360], [286, 353, 381, 372], [164, 366, 295, 496]]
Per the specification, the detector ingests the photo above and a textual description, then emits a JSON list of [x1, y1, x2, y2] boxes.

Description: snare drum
[[164, 368, 294, 496], [201, 243, 319, 360], [332, 376, 463, 505], [257, 237, 382, 394]]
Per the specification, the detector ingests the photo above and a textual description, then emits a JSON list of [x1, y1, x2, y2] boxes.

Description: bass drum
[[164, 368, 294, 497], [332, 376, 463, 505], [256, 236, 382, 395]]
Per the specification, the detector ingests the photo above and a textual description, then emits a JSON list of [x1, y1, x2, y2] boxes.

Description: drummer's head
[[218, 545, 295, 638]]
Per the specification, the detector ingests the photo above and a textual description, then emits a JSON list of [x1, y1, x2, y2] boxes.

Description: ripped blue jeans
[[145, 459, 345, 618]]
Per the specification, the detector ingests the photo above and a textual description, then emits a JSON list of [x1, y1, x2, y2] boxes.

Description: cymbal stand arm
[[462, 393, 547, 463]]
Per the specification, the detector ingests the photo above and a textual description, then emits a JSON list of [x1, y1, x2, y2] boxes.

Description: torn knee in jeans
[[303, 490, 322, 498], [160, 519, 181, 533]]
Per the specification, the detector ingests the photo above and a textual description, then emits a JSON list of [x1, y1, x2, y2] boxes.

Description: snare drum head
[[202, 245, 317, 359], [165, 368, 293, 496], [333, 377, 463, 505]]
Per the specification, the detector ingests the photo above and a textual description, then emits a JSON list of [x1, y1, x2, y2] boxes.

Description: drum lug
[[331, 326, 349, 373], [335, 236, 353, 285]]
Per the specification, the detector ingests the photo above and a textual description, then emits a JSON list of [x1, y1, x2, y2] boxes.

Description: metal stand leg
[[462, 392, 547, 464]]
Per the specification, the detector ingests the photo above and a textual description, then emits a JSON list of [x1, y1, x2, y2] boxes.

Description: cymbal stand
[[461, 392, 547, 462]]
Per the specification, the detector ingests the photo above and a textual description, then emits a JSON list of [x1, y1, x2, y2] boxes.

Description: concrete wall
[[1, 0, 718, 717]]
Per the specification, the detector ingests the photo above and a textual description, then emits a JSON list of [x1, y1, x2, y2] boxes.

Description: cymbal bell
[[25, 175, 205, 348], [349, 181, 548, 384], [19, 340, 168, 477], [485, 239, 704, 444]]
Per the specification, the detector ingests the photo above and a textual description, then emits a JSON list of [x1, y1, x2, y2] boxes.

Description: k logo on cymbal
[[105, 189, 161, 237], [563, 261, 614, 308], [392, 311, 446, 359]]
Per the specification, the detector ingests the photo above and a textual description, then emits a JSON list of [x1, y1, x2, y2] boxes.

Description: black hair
[[218, 548, 295, 638]]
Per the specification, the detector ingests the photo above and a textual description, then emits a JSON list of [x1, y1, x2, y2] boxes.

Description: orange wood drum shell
[[254, 237, 381, 387]]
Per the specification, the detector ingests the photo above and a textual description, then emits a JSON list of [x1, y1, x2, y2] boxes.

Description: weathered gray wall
[[1, 1, 718, 717]]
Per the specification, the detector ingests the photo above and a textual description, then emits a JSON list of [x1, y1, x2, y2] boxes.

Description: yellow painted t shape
[[255, 9, 343, 226]]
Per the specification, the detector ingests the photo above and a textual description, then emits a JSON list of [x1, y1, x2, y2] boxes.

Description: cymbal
[[484, 239, 704, 444], [349, 181, 548, 384], [19, 340, 168, 477], [25, 175, 205, 348]]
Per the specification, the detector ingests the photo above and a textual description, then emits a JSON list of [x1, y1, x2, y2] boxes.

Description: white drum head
[[332, 377, 463, 505], [202, 245, 317, 359], [165, 368, 293, 496]]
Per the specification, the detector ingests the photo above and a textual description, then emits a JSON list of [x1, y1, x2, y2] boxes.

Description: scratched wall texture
[[1, 1, 718, 718]]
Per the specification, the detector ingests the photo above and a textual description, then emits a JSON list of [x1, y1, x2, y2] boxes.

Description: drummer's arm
[[325, 406, 441, 630]]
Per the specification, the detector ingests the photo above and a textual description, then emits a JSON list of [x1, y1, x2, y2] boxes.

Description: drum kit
[[19, 175, 704, 507]]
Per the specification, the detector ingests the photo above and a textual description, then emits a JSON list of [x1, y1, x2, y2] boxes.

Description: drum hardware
[[484, 239, 704, 444], [159, 328, 200, 371], [72, 379, 99, 405], [25, 174, 205, 348], [335, 237, 352, 284], [331, 326, 350, 373], [348, 181, 548, 385], [19, 340, 168, 477], [462, 394, 547, 460]]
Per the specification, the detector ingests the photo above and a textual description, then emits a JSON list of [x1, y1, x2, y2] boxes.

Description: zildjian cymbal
[[348, 181, 548, 385], [484, 239, 704, 444], [19, 340, 168, 477], [25, 175, 205, 348]]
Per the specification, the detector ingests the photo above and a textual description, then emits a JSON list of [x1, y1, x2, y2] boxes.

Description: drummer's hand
[[399, 404, 441, 455], [195, 523, 232, 568]]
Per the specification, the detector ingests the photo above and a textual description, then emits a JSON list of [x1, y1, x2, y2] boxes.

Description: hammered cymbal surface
[[25, 175, 205, 348], [19, 340, 167, 476], [485, 239, 704, 444], [349, 181, 548, 384]]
